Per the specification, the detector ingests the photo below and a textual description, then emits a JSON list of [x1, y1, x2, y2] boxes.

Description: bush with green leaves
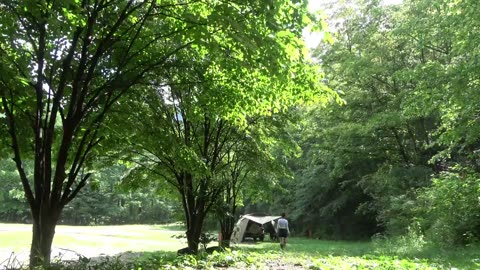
[[372, 221, 427, 257], [416, 167, 480, 246]]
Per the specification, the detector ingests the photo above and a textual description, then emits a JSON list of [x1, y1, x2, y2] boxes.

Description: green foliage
[[358, 165, 432, 235], [278, 0, 480, 248], [61, 179, 178, 225], [372, 222, 427, 257], [288, 0, 443, 232], [283, 106, 383, 240], [0, 160, 29, 222], [0, 162, 178, 225], [416, 167, 480, 246]]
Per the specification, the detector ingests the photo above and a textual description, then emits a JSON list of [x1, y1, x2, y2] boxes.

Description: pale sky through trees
[[304, 0, 403, 48]]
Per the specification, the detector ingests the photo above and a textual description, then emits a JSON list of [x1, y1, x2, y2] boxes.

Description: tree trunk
[[218, 180, 238, 248], [186, 212, 205, 253], [219, 215, 235, 247], [178, 172, 208, 254], [29, 208, 60, 267]]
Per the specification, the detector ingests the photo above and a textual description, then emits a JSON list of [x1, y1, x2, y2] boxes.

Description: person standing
[[276, 213, 289, 250]]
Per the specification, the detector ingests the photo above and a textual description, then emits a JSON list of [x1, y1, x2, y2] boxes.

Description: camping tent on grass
[[231, 214, 281, 243]]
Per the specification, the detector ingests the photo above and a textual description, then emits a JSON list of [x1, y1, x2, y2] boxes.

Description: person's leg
[[278, 229, 287, 249], [279, 237, 285, 249]]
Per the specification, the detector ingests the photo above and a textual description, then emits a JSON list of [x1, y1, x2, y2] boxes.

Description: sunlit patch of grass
[[0, 223, 188, 258], [0, 231, 31, 253]]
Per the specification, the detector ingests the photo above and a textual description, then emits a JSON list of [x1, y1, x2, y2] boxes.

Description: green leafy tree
[[0, 1, 193, 265], [111, 2, 333, 251], [283, 0, 443, 239], [1, 0, 332, 265], [392, 0, 480, 245], [288, 0, 480, 244], [395, 0, 480, 166], [213, 114, 295, 247]]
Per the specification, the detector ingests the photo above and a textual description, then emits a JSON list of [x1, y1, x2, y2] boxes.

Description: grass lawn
[[237, 238, 480, 269], [0, 223, 188, 265], [1, 224, 479, 269]]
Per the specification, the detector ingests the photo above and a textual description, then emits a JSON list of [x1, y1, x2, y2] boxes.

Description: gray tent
[[231, 214, 281, 243]]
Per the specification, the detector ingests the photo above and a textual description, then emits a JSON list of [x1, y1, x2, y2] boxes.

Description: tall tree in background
[[318, 1, 438, 235], [393, 0, 480, 245], [283, 0, 439, 238], [282, 0, 480, 244]]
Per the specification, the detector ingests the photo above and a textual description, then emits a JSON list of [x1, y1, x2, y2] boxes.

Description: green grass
[[0, 223, 188, 256], [236, 238, 480, 269], [239, 238, 373, 256], [2, 224, 480, 269]]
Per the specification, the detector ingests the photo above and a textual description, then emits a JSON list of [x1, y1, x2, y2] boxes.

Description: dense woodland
[[1, 0, 480, 267]]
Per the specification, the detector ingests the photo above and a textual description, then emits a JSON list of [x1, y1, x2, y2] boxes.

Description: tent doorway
[[230, 214, 281, 243]]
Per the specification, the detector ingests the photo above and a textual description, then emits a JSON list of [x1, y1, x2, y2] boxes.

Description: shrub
[[417, 167, 480, 246]]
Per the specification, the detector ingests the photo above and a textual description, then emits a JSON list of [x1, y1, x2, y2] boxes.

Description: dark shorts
[[278, 228, 288, 238]]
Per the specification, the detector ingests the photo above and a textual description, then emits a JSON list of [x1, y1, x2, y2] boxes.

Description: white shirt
[[277, 218, 289, 233]]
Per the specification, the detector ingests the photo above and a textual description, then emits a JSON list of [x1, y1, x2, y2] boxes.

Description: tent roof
[[241, 214, 281, 225]]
